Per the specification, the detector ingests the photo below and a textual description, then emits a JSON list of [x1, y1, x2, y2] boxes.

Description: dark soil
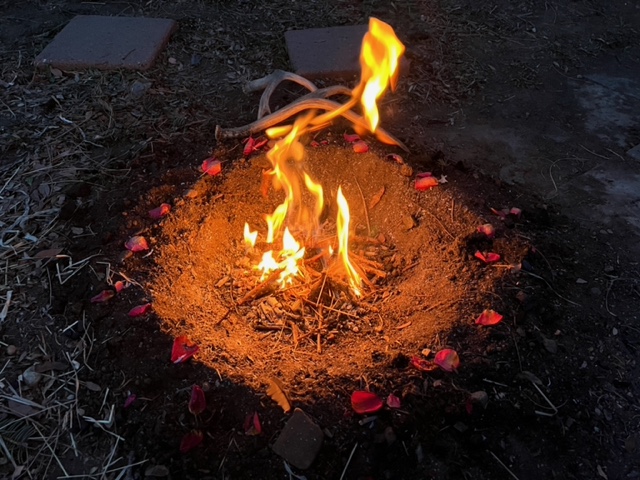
[[1, 1, 639, 479]]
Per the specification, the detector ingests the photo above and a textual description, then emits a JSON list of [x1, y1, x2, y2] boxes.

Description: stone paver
[[35, 15, 176, 71], [285, 25, 368, 80], [272, 408, 324, 470]]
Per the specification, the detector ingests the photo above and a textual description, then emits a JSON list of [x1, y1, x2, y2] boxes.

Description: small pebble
[[6, 345, 17, 356]]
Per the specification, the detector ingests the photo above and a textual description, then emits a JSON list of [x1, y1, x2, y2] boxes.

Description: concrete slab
[[285, 25, 368, 80], [272, 408, 323, 470], [35, 15, 176, 71]]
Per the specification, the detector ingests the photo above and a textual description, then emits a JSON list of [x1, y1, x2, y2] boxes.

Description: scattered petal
[[188, 385, 206, 415], [180, 430, 203, 453], [490, 207, 509, 219], [386, 153, 404, 164], [415, 175, 439, 191], [477, 224, 496, 239], [434, 349, 460, 372], [124, 393, 137, 408], [125, 236, 149, 252], [509, 207, 522, 218], [114, 280, 126, 293], [244, 411, 262, 436], [351, 391, 384, 414], [201, 158, 222, 176], [386, 394, 402, 409], [128, 303, 152, 317], [243, 136, 268, 157], [149, 203, 171, 219], [410, 356, 438, 372], [171, 336, 199, 364], [353, 141, 369, 153], [416, 172, 433, 178], [310, 140, 320, 147], [90, 289, 115, 303], [474, 251, 501, 263], [266, 377, 291, 413], [343, 133, 361, 143], [476, 309, 503, 326]]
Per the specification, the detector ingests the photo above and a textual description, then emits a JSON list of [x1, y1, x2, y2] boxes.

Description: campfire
[[229, 18, 406, 305]]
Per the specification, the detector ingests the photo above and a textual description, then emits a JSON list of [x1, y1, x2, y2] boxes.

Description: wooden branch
[[244, 70, 320, 119]]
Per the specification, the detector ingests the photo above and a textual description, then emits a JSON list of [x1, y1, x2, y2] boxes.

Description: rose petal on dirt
[[343, 133, 361, 143], [201, 158, 222, 176], [171, 336, 199, 364], [351, 391, 384, 414], [114, 280, 126, 293], [476, 309, 504, 326], [415, 175, 439, 191], [434, 349, 460, 372], [386, 394, 402, 409], [90, 289, 114, 303], [353, 141, 369, 153], [179, 430, 203, 453], [474, 251, 501, 263], [128, 303, 152, 317], [243, 137, 257, 156], [124, 393, 136, 408], [244, 411, 262, 436], [477, 224, 495, 239], [188, 385, 206, 415], [410, 356, 438, 372], [149, 203, 171, 219], [125, 236, 149, 252], [310, 140, 320, 147], [386, 153, 404, 164], [416, 172, 433, 178], [490, 207, 509, 219], [509, 207, 522, 218]]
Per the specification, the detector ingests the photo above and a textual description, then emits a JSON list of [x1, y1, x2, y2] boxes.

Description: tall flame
[[357, 18, 405, 131], [336, 187, 362, 296], [243, 18, 404, 296]]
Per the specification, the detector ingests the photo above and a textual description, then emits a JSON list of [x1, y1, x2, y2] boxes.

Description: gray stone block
[[285, 25, 368, 80], [272, 408, 324, 470], [35, 15, 177, 71]]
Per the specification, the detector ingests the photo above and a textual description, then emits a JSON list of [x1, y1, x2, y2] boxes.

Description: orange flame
[[243, 222, 257, 248], [357, 18, 405, 131], [336, 187, 362, 296]]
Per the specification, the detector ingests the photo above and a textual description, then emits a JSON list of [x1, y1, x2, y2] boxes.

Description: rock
[[6, 345, 17, 356], [22, 366, 42, 387], [272, 408, 324, 470], [542, 337, 558, 354], [627, 144, 640, 161], [145, 465, 170, 477], [130, 80, 151, 99], [402, 215, 416, 230]]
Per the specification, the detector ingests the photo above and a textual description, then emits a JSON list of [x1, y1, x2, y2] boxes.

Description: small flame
[[257, 228, 305, 286], [358, 18, 405, 131], [243, 223, 257, 248], [336, 187, 362, 296]]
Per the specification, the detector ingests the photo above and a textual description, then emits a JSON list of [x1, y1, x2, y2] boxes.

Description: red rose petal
[[125, 236, 149, 252], [114, 280, 126, 293], [386, 153, 404, 164], [201, 158, 222, 176], [128, 303, 152, 317], [410, 356, 438, 372], [310, 140, 320, 147], [415, 176, 439, 191], [353, 141, 369, 153], [180, 430, 203, 453], [171, 336, 199, 364], [477, 224, 495, 239], [343, 133, 361, 143], [386, 394, 401, 409], [416, 172, 433, 178], [244, 411, 262, 436], [490, 207, 509, 219], [90, 289, 115, 303], [434, 349, 460, 372], [351, 391, 384, 414], [509, 207, 522, 218], [243, 137, 256, 157], [476, 309, 504, 326], [474, 251, 501, 263], [149, 203, 171, 219], [253, 137, 268, 150], [188, 385, 206, 415], [124, 393, 136, 408]]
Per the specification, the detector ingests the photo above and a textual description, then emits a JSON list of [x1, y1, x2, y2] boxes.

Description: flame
[[243, 222, 257, 248], [357, 18, 405, 131], [336, 187, 362, 296], [241, 18, 404, 296]]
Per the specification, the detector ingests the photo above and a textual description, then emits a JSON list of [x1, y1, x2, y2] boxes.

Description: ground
[[1, 1, 639, 479]]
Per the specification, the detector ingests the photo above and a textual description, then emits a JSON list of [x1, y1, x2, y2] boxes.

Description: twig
[[238, 270, 280, 305], [530, 381, 559, 416], [488, 451, 520, 480], [520, 270, 580, 306], [579, 144, 610, 160], [339, 442, 358, 480]]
